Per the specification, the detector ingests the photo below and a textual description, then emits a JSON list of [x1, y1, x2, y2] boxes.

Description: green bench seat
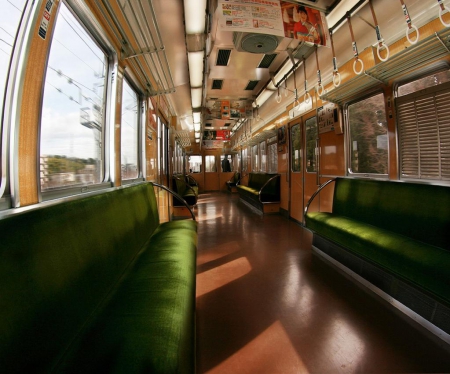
[[305, 178, 450, 340], [0, 182, 197, 373], [172, 175, 198, 207], [236, 173, 280, 213]]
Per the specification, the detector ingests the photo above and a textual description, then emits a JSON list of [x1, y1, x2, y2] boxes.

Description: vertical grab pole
[[399, 0, 419, 44], [347, 12, 364, 75], [369, 0, 390, 61]]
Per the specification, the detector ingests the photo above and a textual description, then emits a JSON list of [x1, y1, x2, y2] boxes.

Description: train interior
[[2, 0, 450, 372]]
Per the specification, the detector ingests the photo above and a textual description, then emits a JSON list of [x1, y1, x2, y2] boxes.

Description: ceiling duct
[[233, 32, 284, 54]]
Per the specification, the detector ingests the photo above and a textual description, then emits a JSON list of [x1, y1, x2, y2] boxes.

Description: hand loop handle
[[353, 58, 364, 75], [333, 72, 341, 87], [406, 24, 419, 44], [377, 42, 390, 62], [316, 84, 325, 96], [439, 5, 450, 27], [304, 92, 311, 104]]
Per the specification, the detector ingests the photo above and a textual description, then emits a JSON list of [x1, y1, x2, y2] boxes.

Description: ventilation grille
[[205, 123, 212, 127], [258, 54, 277, 68], [212, 80, 223, 90], [244, 80, 259, 91], [216, 49, 231, 66]]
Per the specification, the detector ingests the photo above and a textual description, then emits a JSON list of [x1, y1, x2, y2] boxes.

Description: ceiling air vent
[[258, 53, 277, 68], [216, 49, 231, 66], [212, 80, 223, 89], [225, 123, 231, 127], [233, 32, 282, 54], [205, 123, 212, 127], [245, 80, 259, 91]]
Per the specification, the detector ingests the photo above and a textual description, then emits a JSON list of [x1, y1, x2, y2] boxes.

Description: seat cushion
[[306, 212, 450, 307], [56, 224, 197, 373]]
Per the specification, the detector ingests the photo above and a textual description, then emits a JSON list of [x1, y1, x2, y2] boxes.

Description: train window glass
[[220, 154, 232, 172], [252, 144, 258, 171], [398, 70, 450, 97], [267, 136, 278, 173], [40, 3, 107, 192], [205, 155, 217, 172], [397, 79, 450, 181], [348, 93, 388, 175], [260, 141, 267, 172], [0, 0, 27, 119], [189, 155, 202, 173], [242, 147, 248, 172], [121, 78, 139, 180], [291, 124, 301, 172], [305, 117, 317, 173]]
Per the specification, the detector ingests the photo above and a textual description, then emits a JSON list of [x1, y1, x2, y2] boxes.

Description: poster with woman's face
[[281, 2, 330, 47]]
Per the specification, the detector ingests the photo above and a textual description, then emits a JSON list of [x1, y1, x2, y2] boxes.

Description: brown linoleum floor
[[195, 192, 450, 374]]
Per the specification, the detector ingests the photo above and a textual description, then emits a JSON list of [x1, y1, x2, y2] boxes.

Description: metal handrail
[[303, 178, 337, 225], [172, 175, 198, 199], [152, 182, 196, 221], [258, 174, 281, 203]]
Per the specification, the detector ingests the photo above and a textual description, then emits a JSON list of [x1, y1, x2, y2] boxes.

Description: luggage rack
[[320, 28, 450, 106]]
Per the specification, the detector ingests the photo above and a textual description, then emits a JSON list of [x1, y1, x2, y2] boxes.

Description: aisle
[[195, 192, 450, 374]]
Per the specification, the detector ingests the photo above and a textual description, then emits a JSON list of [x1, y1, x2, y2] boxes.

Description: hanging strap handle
[[303, 57, 311, 104], [330, 31, 341, 87], [315, 46, 325, 96], [347, 13, 364, 75], [369, 0, 390, 61], [399, 0, 419, 44], [438, 0, 450, 27]]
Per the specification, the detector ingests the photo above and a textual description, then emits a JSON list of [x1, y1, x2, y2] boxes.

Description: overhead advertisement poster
[[280, 1, 330, 47], [217, 0, 285, 37]]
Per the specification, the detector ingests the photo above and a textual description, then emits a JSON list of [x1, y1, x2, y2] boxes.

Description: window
[[267, 135, 278, 173], [242, 147, 248, 172], [0, 0, 28, 203], [220, 154, 233, 172], [205, 155, 217, 172], [305, 117, 317, 173], [260, 141, 267, 172], [40, 3, 108, 191], [189, 155, 202, 173], [397, 72, 450, 181], [121, 79, 140, 180], [291, 124, 301, 172], [252, 144, 258, 171], [347, 93, 388, 175]]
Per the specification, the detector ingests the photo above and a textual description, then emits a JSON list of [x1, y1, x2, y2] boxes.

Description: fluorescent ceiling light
[[191, 88, 203, 108], [184, 0, 207, 34], [194, 123, 201, 131], [326, 0, 364, 30], [256, 89, 276, 106], [188, 51, 204, 87], [195, 132, 201, 139], [193, 111, 201, 124]]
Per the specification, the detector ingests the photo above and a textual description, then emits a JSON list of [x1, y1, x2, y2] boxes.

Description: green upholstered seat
[[172, 175, 198, 207], [0, 182, 197, 373], [236, 173, 280, 209], [305, 177, 450, 310]]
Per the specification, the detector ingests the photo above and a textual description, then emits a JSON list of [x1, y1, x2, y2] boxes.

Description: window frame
[[291, 123, 301, 173], [1, 0, 33, 209], [120, 75, 145, 184], [39, 0, 118, 201]]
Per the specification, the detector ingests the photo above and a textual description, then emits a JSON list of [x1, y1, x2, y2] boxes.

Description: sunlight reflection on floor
[[196, 257, 252, 298], [205, 320, 309, 374]]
